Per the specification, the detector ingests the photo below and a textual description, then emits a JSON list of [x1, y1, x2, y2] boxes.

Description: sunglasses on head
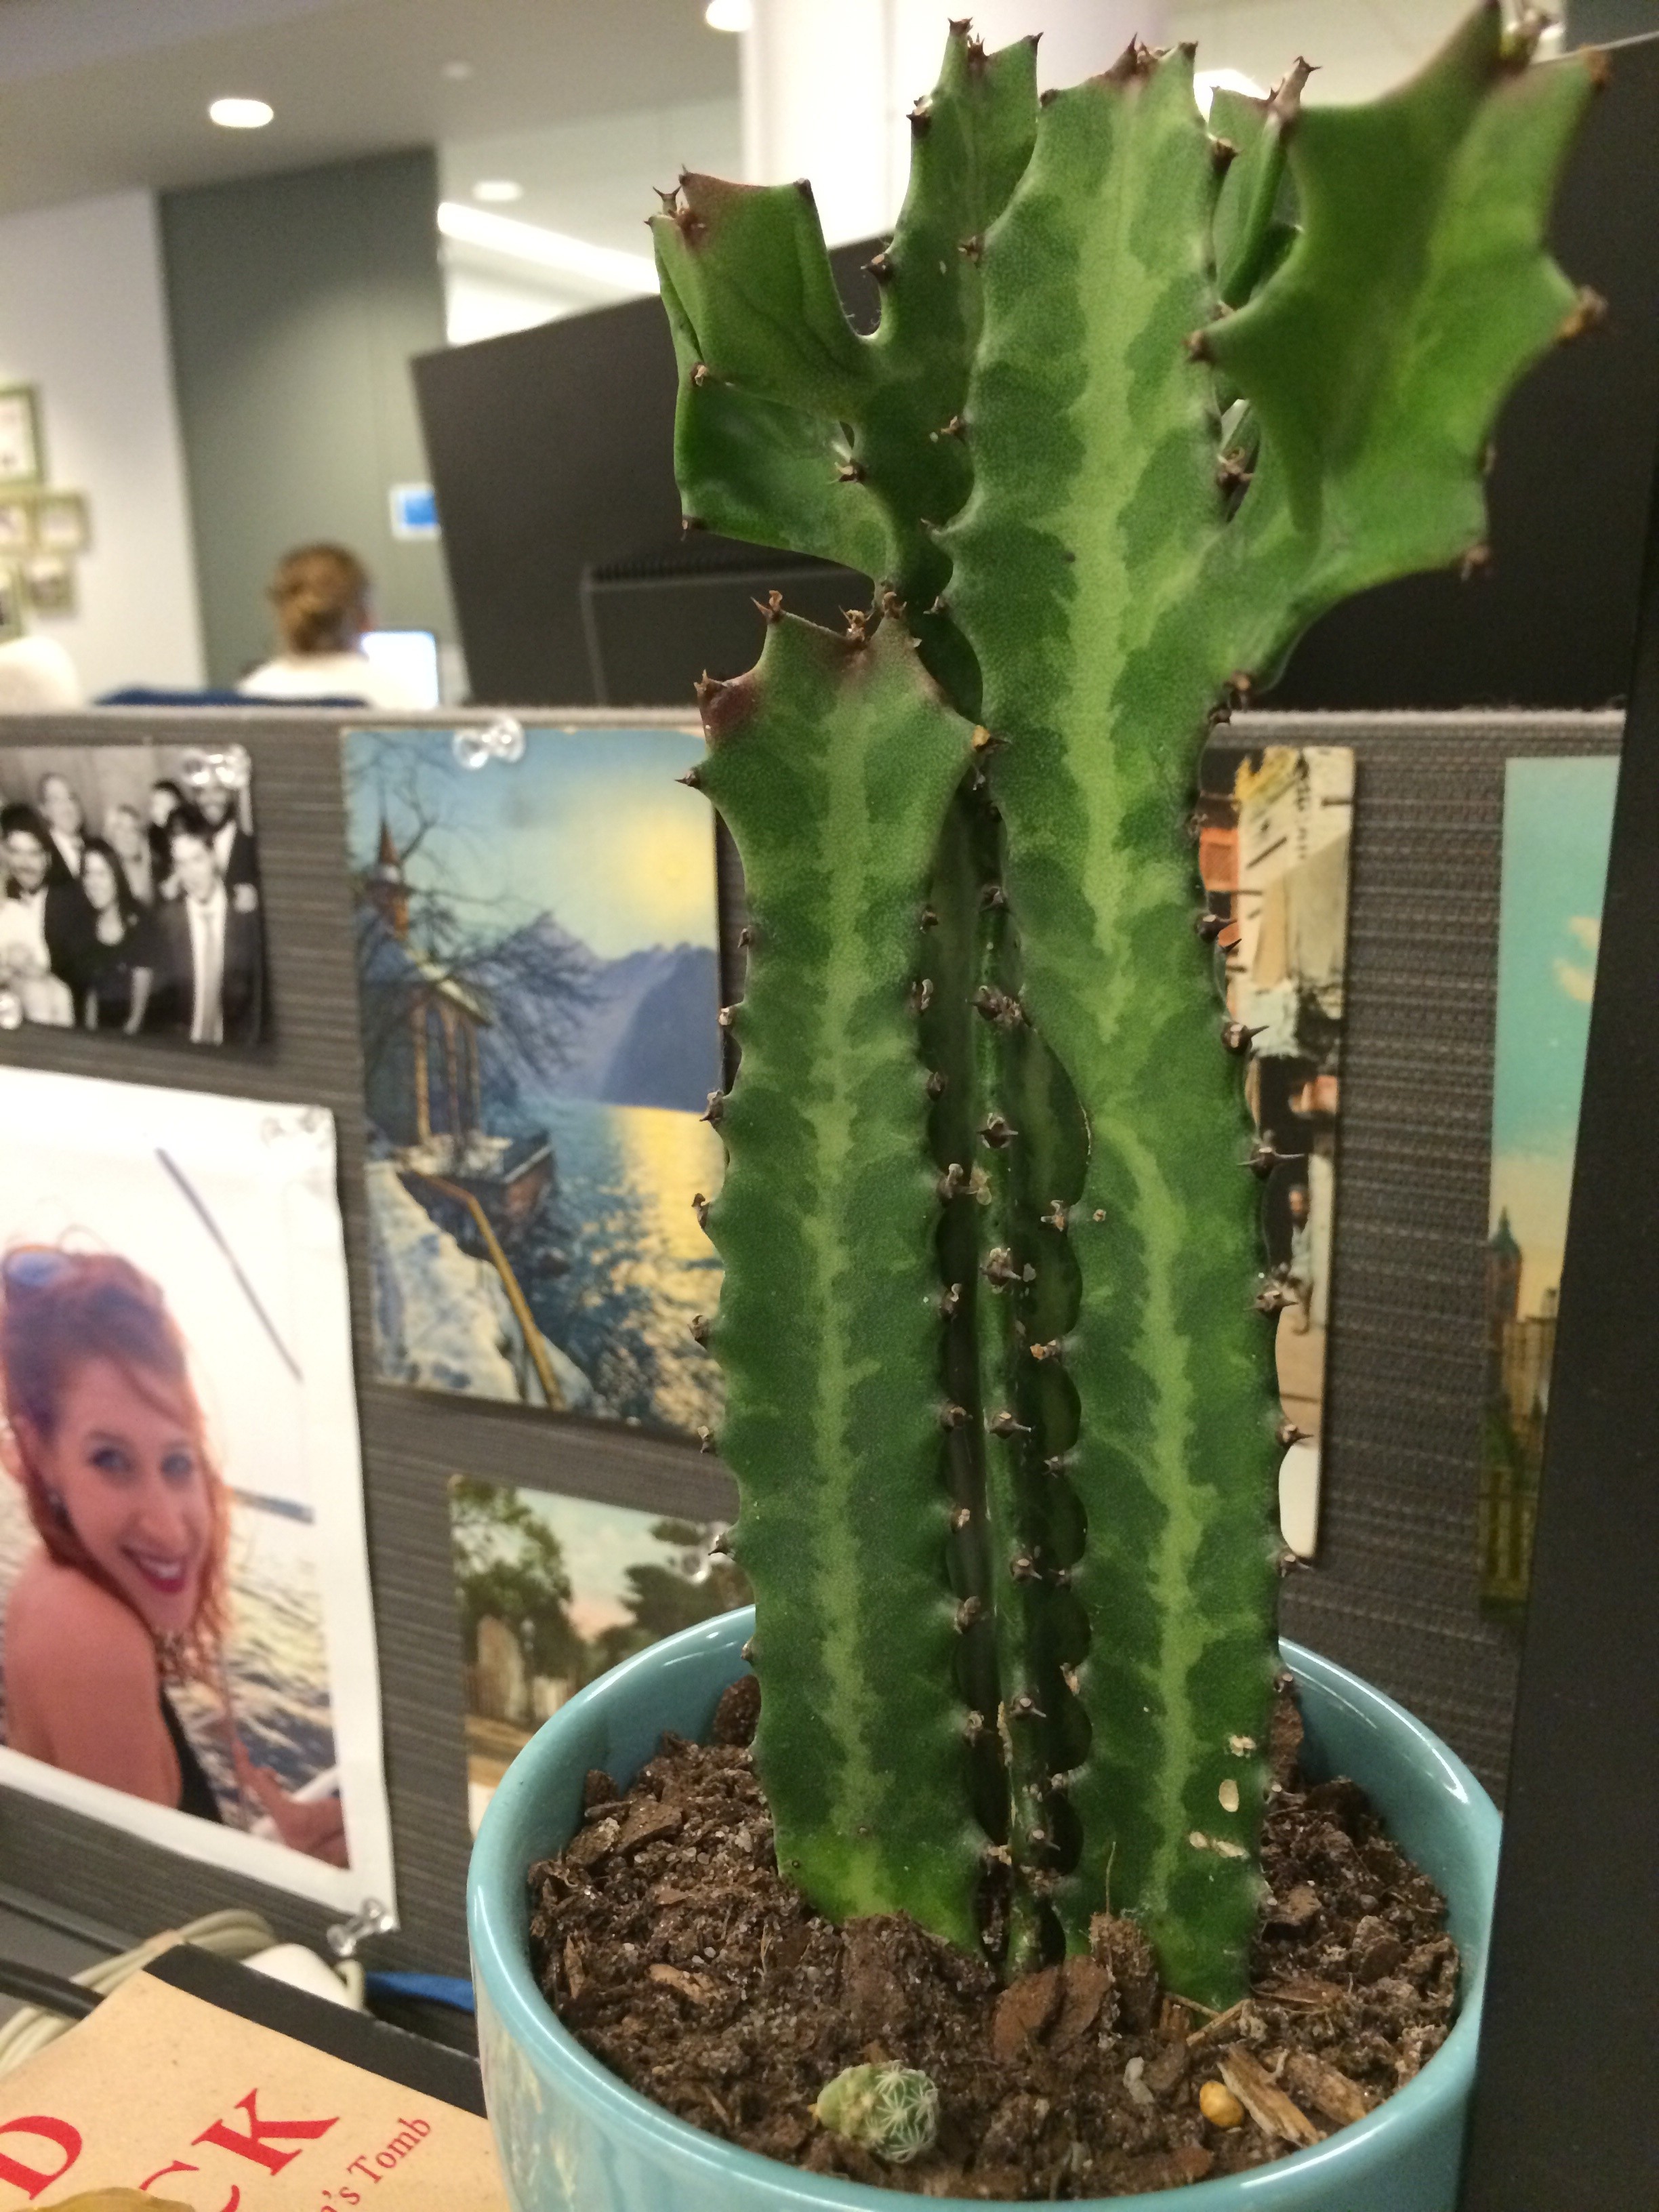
[[1, 1250, 71, 1292]]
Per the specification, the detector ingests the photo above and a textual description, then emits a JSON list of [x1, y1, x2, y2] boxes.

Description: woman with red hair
[[0, 1246, 343, 1860]]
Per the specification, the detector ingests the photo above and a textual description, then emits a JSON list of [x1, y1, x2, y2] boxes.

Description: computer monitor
[[361, 628, 441, 709]]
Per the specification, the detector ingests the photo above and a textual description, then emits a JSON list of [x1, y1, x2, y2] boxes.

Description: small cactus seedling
[[655, 6, 1594, 2007]]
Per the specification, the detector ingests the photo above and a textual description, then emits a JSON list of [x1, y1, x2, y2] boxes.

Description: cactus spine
[[656, 5, 1593, 2006]]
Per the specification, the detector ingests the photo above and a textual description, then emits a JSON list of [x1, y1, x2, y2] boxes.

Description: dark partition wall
[[413, 246, 879, 708], [416, 43, 1658, 717], [1272, 33, 1659, 714]]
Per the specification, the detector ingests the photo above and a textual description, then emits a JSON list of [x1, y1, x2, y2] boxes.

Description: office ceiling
[[0, 0, 1555, 225], [0, 0, 739, 219]]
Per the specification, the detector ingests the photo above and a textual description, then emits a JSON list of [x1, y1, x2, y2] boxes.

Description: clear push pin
[[326, 1897, 397, 1960], [453, 716, 527, 771]]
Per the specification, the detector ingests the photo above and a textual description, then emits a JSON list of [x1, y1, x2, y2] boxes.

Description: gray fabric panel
[[0, 705, 1620, 1968]]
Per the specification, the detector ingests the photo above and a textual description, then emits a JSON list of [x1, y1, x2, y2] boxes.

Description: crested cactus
[[656, 5, 1594, 2007]]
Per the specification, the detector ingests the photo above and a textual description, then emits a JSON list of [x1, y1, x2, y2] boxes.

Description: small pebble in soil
[[528, 1679, 1458, 2200], [1198, 2081, 1245, 2129]]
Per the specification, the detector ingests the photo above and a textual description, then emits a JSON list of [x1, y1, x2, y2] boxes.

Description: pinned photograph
[[0, 1068, 395, 1912], [1196, 742, 1355, 1561], [0, 562, 22, 646], [1482, 756, 1616, 1618], [30, 490, 89, 556], [0, 739, 264, 1043], [0, 386, 43, 489], [450, 1473, 748, 1831], [342, 724, 723, 1439], [0, 499, 33, 558]]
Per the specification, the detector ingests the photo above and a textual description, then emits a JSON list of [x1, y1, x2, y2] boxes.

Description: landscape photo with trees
[[449, 1473, 750, 1830]]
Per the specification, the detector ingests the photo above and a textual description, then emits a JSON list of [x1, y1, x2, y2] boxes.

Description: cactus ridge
[[665, 5, 1593, 2006], [695, 615, 984, 1949]]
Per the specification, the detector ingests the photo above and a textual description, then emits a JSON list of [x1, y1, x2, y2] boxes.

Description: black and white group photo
[[0, 741, 264, 1044]]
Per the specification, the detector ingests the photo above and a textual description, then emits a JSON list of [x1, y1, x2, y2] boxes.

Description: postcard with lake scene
[[342, 724, 723, 1440], [449, 1474, 749, 1831], [1483, 755, 1617, 1619]]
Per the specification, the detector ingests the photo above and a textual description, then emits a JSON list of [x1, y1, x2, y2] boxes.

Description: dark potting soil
[[527, 1677, 1460, 2200]]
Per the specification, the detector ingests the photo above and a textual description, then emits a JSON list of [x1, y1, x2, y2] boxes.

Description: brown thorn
[[940, 1402, 970, 1431], [951, 1504, 972, 1532], [676, 766, 701, 787], [835, 459, 867, 484], [717, 1004, 735, 1029], [690, 361, 711, 387], [864, 249, 893, 283], [736, 924, 754, 948], [980, 1113, 1017, 1148], [1044, 1199, 1068, 1231], [1184, 329, 1214, 364], [753, 588, 785, 623], [926, 1068, 947, 1100], [689, 1313, 711, 1346], [1276, 1420, 1305, 1450], [989, 1410, 1030, 1438], [910, 977, 935, 1014], [1559, 286, 1607, 342], [699, 1090, 724, 1126], [958, 234, 984, 263], [955, 1595, 982, 1631], [696, 1425, 715, 1454], [940, 1282, 963, 1319], [909, 98, 932, 135], [1210, 136, 1239, 173], [1460, 543, 1492, 582]]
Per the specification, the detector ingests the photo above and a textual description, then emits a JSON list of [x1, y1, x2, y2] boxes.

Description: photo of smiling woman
[[0, 1248, 347, 1858], [0, 1068, 394, 1912]]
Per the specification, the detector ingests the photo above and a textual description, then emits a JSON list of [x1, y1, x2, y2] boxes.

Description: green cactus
[[657, 5, 1594, 2007]]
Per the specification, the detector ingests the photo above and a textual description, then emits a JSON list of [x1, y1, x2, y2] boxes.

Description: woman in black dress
[[77, 838, 157, 1035]]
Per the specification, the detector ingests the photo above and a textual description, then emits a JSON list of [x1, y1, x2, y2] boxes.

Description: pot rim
[[470, 1610, 1500, 2211]]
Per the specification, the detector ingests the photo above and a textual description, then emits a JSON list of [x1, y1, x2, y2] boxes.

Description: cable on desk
[[0, 1962, 101, 2020], [0, 1908, 277, 2076]]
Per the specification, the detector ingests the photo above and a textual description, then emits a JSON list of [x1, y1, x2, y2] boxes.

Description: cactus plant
[[655, 5, 1594, 2009]]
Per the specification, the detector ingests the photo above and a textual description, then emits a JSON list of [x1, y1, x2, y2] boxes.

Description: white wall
[[0, 190, 204, 696]]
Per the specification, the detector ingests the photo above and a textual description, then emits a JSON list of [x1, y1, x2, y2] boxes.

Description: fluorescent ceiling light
[[472, 179, 525, 204], [1193, 68, 1268, 120], [209, 96, 274, 129], [437, 203, 659, 295], [705, 0, 752, 30]]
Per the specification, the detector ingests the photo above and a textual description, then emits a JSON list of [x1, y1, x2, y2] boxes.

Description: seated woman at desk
[[0, 1248, 345, 1862]]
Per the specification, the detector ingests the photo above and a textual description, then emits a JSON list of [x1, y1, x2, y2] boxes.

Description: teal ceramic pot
[[470, 1608, 1498, 2212]]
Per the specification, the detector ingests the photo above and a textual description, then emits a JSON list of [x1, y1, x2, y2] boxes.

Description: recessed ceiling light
[[442, 59, 474, 81], [209, 96, 274, 129], [705, 0, 752, 31], [472, 180, 525, 205]]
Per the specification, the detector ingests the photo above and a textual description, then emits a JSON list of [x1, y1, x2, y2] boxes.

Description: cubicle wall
[[0, 703, 1620, 1975]]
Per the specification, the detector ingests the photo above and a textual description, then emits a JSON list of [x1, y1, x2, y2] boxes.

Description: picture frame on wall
[[0, 562, 25, 644], [22, 552, 77, 619], [0, 499, 33, 558], [0, 385, 43, 489], [32, 490, 89, 555]]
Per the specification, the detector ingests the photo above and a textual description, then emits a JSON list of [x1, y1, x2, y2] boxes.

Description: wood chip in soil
[[526, 1682, 1459, 2199]]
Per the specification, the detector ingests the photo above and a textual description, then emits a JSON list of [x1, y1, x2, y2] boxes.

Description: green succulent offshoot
[[657, 5, 1595, 2007]]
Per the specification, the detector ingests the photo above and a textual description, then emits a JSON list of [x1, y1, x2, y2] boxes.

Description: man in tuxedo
[[0, 803, 85, 1022], [195, 779, 259, 904], [149, 808, 263, 1045], [36, 771, 85, 883]]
